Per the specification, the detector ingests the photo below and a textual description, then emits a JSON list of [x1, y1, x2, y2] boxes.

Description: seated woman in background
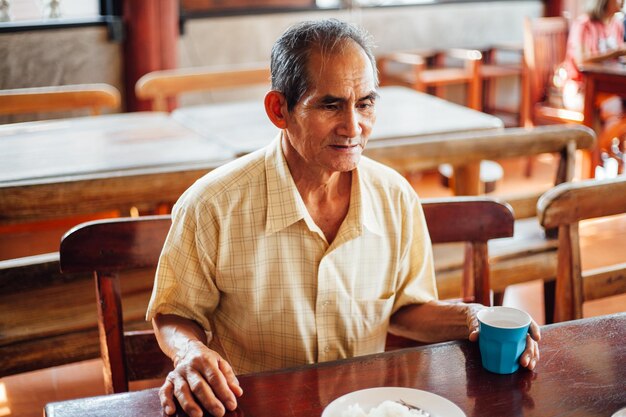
[[555, 0, 626, 123]]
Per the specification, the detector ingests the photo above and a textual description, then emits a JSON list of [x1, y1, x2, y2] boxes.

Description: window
[[1, 0, 100, 23]]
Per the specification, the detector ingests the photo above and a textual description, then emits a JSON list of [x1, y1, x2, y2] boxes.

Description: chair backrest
[[422, 197, 515, 305], [0, 83, 121, 117], [537, 176, 626, 322], [135, 65, 271, 111], [522, 17, 570, 122], [59, 215, 172, 394], [386, 196, 514, 350], [378, 48, 483, 110]]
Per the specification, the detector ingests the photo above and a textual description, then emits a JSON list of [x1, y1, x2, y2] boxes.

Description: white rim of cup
[[477, 306, 531, 329]]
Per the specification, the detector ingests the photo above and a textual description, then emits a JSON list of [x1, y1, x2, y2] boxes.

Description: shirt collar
[[265, 135, 309, 236], [264, 136, 382, 238]]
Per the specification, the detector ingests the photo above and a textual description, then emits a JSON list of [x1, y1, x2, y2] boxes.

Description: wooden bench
[[364, 124, 596, 312]]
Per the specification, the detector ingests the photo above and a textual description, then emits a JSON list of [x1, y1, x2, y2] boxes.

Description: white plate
[[321, 387, 466, 417]]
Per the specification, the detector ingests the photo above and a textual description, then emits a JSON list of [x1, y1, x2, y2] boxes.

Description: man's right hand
[[159, 340, 243, 417]]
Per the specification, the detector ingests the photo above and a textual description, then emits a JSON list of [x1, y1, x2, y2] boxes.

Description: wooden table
[[45, 313, 626, 417], [172, 86, 504, 156], [0, 112, 235, 226], [173, 86, 503, 195], [581, 61, 626, 170]]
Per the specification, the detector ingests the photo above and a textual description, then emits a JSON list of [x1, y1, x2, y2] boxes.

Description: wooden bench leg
[[543, 280, 555, 324]]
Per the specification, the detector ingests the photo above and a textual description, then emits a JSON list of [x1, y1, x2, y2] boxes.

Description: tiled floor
[[2, 155, 625, 417]]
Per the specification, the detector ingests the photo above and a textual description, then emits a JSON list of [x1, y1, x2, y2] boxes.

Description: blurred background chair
[[0, 83, 121, 120], [135, 64, 271, 112], [378, 48, 483, 110], [480, 43, 525, 127], [59, 215, 173, 394], [538, 176, 626, 322], [521, 16, 577, 126], [521, 16, 576, 176]]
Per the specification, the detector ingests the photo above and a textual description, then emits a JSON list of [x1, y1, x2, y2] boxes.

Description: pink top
[[563, 14, 625, 83]]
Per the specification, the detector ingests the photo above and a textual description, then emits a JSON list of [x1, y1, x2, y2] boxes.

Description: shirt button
[[324, 345, 330, 353], [322, 300, 330, 308]]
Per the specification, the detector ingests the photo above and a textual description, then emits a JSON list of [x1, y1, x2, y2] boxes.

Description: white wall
[[177, 1, 543, 107]]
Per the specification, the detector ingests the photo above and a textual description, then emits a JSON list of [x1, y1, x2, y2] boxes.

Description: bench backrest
[[537, 176, 626, 322], [135, 65, 270, 111]]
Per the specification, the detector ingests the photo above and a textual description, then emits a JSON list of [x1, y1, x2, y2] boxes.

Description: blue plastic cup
[[477, 306, 531, 374]]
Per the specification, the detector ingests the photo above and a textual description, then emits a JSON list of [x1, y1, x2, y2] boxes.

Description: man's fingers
[[171, 371, 205, 417], [159, 377, 177, 416], [188, 371, 227, 417], [520, 334, 540, 370], [529, 320, 542, 342], [200, 358, 239, 412], [219, 357, 244, 398]]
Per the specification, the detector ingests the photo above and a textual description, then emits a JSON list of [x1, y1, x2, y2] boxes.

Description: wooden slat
[[538, 177, 626, 228], [364, 124, 595, 173], [135, 65, 270, 111], [0, 84, 121, 116], [583, 263, 626, 300], [0, 164, 218, 226]]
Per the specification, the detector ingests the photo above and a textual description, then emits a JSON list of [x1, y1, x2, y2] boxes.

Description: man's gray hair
[[270, 18, 378, 111]]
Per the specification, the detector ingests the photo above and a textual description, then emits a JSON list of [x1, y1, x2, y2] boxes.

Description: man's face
[[283, 41, 378, 174]]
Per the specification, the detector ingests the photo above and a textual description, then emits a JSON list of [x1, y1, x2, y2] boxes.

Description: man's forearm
[[152, 313, 208, 364], [389, 300, 477, 343]]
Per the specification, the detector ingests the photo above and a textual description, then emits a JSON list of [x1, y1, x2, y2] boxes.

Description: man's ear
[[264, 90, 288, 129]]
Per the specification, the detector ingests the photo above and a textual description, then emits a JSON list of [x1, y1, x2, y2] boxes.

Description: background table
[[45, 313, 626, 417], [0, 112, 235, 226], [581, 61, 626, 171], [172, 86, 504, 156]]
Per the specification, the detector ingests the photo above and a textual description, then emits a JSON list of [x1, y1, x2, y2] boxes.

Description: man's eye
[[324, 104, 339, 110], [358, 101, 375, 109]]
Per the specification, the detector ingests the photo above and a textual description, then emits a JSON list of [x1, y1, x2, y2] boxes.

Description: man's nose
[[337, 108, 363, 138]]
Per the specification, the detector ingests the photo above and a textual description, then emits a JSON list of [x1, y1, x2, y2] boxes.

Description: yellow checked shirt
[[146, 137, 437, 374]]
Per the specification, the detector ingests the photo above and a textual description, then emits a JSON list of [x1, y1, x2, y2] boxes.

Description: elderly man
[[146, 18, 540, 417]]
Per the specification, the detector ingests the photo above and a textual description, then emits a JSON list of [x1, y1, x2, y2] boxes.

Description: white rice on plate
[[341, 400, 428, 417]]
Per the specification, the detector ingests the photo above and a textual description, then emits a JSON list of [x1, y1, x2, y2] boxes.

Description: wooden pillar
[[123, 0, 178, 111], [544, 0, 564, 17]]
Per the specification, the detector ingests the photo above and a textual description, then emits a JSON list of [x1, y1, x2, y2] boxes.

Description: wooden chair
[[480, 43, 525, 127], [385, 196, 514, 350], [58, 196, 512, 389], [135, 64, 271, 112], [521, 17, 580, 177], [379, 48, 483, 110], [521, 17, 579, 127], [537, 176, 626, 322], [421, 197, 514, 305], [0, 83, 121, 117], [59, 215, 173, 394]]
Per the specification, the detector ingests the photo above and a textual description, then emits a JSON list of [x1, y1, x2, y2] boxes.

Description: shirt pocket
[[347, 294, 395, 356]]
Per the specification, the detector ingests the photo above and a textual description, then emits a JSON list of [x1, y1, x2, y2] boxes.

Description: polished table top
[[0, 112, 234, 184], [0, 112, 234, 225], [172, 86, 504, 156], [44, 313, 626, 417]]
